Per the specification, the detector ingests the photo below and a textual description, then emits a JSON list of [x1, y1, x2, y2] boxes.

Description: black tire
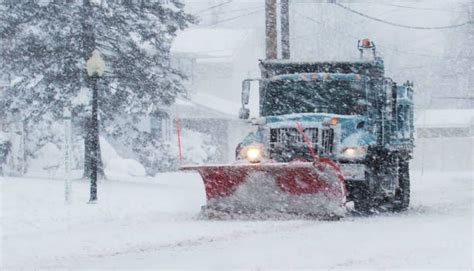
[[349, 161, 378, 215], [392, 157, 410, 211], [352, 182, 372, 214]]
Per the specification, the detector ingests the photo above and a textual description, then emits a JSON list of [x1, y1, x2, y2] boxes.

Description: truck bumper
[[339, 163, 366, 181]]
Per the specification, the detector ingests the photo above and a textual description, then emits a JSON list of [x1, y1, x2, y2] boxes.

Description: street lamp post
[[86, 49, 105, 203]]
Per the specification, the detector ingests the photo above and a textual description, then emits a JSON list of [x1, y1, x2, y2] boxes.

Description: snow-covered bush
[[120, 128, 217, 175], [0, 1, 195, 176], [178, 129, 218, 165]]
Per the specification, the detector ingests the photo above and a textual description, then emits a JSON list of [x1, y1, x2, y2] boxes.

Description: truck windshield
[[261, 80, 367, 116]]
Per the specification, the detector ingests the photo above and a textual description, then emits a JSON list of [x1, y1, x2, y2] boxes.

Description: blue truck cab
[[236, 41, 414, 212]]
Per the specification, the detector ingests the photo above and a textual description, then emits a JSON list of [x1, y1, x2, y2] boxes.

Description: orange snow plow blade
[[181, 158, 346, 218]]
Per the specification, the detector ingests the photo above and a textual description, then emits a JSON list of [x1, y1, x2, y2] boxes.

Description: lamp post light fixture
[[86, 50, 106, 77], [86, 49, 105, 203]]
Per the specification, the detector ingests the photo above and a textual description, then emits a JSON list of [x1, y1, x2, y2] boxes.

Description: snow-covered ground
[[1, 169, 472, 269]]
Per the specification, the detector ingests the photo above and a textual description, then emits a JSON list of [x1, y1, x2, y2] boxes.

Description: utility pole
[[281, 0, 290, 59], [265, 0, 278, 60]]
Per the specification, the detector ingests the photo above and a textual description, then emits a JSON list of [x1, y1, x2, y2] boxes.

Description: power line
[[293, 10, 358, 39], [307, 6, 468, 59], [293, 10, 461, 60], [206, 8, 264, 27], [374, 3, 464, 13], [206, 5, 262, 16], [193, 0, 233, 15], [334, 3, 473, 30]]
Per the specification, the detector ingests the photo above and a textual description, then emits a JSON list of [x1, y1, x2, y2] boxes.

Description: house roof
[[171, 93, 240, 120], [192, 93, 240, 117], [415, 109, 474, 127], [171, 28, 253, 60]]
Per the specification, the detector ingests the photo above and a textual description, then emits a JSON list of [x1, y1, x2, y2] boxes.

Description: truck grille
[[320, 128, 335, 154], [269, 127, 334, 157]]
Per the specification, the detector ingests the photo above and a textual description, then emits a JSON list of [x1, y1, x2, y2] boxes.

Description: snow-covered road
[[1, 170, 472, 269]]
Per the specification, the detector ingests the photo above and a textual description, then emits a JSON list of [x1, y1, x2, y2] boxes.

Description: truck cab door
[[396, 85, 415, 143], [382, 78, 397, 145]]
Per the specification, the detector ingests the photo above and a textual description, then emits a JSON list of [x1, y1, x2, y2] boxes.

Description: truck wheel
[[392, 158, 410, 211], [352, 183, 372, 214], [351, 162, 378, 215]]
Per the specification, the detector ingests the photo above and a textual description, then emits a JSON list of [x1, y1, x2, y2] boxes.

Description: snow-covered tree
[[0, 0, 194, 175]]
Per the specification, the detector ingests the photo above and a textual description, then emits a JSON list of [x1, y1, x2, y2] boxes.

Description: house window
[[150, 111, 172, 142], [161, 117, 172, 141]]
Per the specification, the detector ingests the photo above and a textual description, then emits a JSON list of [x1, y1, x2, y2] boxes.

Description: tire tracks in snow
[[38, 194, 467, 269], [32, 204, 463, 269], [48, 219, 329, 268]]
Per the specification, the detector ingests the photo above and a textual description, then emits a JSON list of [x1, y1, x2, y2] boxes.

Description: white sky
[[181, 0, 472, 109]]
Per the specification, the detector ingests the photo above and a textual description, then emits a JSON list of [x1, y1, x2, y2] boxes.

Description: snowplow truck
[[182, 40, 414, 217]]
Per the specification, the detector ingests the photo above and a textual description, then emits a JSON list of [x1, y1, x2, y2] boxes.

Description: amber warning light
[[361, 38, 372, 48]]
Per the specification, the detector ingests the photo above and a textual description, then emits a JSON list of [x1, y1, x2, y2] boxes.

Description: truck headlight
[[240, 144, 264, 163], [340, 146, 367, 160]]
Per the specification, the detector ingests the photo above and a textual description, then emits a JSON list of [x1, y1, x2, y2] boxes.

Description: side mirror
[[239, 107, 250, 120], [242, 80, 250, 105]]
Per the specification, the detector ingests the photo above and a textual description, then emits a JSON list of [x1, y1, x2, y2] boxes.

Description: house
[[152, 28, 262, 163], [171, 28, 261, 102], [412, 109, 474, 171], [152, 94, 252, 163]]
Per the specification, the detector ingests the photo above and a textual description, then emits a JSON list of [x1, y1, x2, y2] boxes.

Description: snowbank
[[27, 142, 63, 178], [100, 137, 146, 180], [25, 137, 146, 180]]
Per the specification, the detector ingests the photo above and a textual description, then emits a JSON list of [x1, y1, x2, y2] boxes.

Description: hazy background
[[179, 0, 473, 110]]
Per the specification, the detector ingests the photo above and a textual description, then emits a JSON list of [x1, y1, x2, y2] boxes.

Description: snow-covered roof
[[192, 93, 240, 117], [172, 93, 240, 120], [171, 28, 253, 60], [415, 109, 474, 127]]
